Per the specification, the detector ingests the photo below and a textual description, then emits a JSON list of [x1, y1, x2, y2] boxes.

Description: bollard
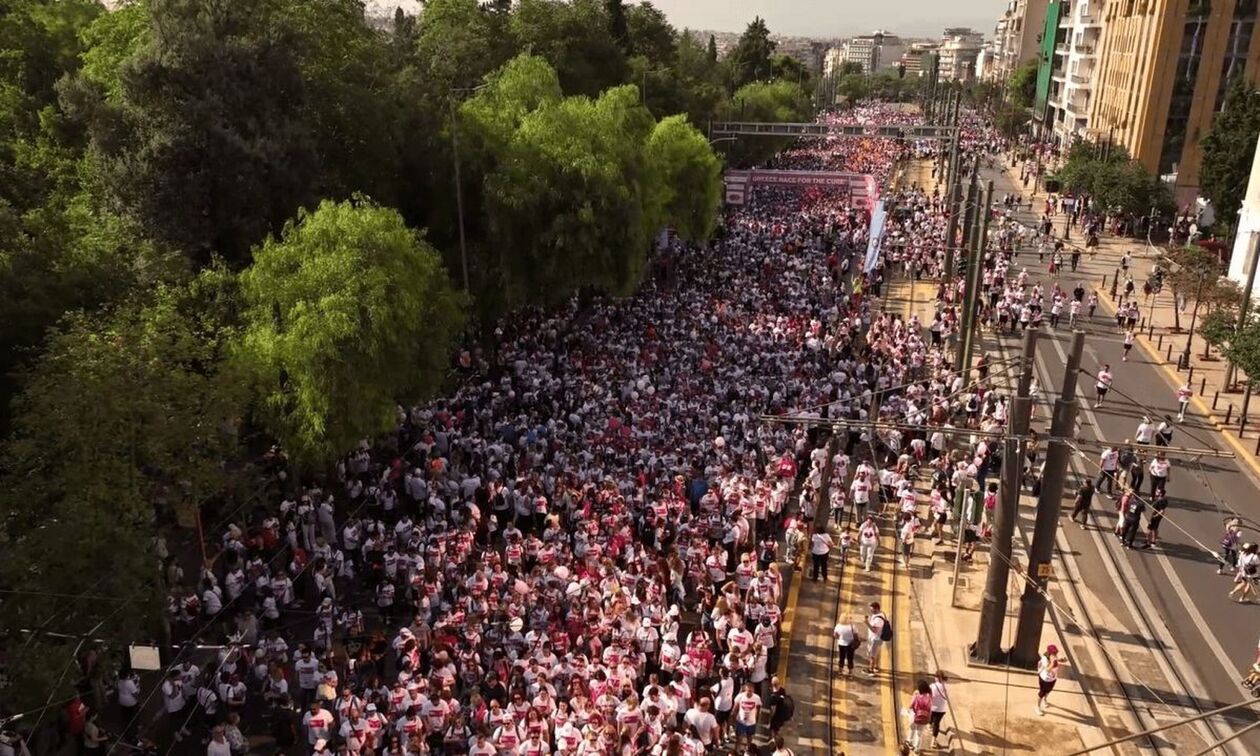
[[1243, 417, 1249, 437], [1149, 322, 1155, 338], [1201, 377, 1207, 395], [1255, 434, 1260, 455], [1214, 390, 1220, 409], [1157, 333, 1164, 350], [1166, 344, 1173, 362], [1227, 405, 1235, 424], [1102, 274, 1107, 288], [1188, 366, 1195, 382]]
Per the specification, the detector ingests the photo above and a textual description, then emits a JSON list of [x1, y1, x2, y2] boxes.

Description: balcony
[[1070, 72, 1090, 86], [1056, 43, 1070, 55]]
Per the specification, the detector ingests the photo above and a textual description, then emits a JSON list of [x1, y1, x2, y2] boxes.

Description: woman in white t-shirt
[[929, 670, 950, 749], [1036, 645, 1067, 715], [858, 517, 880, 571]]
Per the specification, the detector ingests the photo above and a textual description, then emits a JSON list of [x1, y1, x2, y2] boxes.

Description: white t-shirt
[[810, 532, 834, 555], [684, 709, 718, 744], [733, 691, 761, 725]]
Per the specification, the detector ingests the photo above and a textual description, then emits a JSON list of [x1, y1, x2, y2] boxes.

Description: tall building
[[842, 31, 908, 73], [1088, 0, 1260, 200], [900, 43, 940, 76], [1044, 0, 1105, 146], [989, 0, 1052, 83], [939, 32, 985, 80]]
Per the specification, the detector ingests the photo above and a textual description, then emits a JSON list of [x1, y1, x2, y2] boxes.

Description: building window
[[1158, 0, 1212, 174], [1214, 0, 1256, 110]]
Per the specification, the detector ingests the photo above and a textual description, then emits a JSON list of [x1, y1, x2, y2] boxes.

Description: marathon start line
[[723, 170, 878, 210]]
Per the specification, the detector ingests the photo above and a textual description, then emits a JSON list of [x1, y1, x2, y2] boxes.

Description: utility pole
[[972, 328, 1037, 663], [1226, 234, 1260, 389], [957, 180, 993, 376], [949, 166, 978, 281], [1013, 330, 1085, 666]]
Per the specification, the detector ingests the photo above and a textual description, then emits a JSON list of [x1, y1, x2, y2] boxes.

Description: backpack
[[777, 692, 795, 720], [878, 614, 893, 642]]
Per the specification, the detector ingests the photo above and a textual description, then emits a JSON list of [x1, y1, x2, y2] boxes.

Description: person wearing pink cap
[[1036, 644, 1067, 715]]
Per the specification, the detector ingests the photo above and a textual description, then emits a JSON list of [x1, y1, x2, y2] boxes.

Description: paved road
[[979, 163, 1260, 750]]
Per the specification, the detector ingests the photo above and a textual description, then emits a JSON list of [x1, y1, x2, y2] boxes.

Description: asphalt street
[[979, 163, 1260, 751]]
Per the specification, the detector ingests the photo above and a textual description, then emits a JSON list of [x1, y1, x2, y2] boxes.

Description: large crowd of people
[[46, 104, 1093, 756]]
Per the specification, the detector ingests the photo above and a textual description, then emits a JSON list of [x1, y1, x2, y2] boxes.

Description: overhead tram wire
[[107, 488, 384, 755]]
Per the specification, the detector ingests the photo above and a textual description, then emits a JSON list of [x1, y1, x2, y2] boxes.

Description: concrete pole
[[950, 168, 978, 282], [1225, 233, 1260, 389], [1012, 330, 1085, 666], [957, 180, 994, 376], [972, 328, 1037, 664]]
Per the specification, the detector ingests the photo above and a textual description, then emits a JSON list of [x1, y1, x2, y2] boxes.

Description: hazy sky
[[370, 1, 1004, 39], [641, 0, 1003, 38]]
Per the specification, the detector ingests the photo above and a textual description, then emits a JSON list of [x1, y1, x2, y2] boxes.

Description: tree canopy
[[236, 197, 465, 465], [1054, 142, 1174, 216], [1201, 74, 1260, 233]]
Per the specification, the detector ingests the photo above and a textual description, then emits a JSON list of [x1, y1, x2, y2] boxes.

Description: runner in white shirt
[[731, 683, 762, 749], [1176, 381, 1193, 421], [1094, 365, 1114, 405]]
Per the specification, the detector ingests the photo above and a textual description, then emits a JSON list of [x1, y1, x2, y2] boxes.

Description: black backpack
[[777, 692, 795, 720], [878, 613, 893, 641]]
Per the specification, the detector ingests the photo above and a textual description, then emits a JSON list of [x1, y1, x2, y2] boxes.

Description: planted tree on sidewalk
[[1159, 245, 1226, 333], [1225, 316, 1260, 415], [1201, 306, 1239, 360]]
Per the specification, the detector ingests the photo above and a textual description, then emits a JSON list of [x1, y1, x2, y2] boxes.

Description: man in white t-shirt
[[684, 698, 719, 747], [809, 530, 834, 581], [302, 700, 334, 747], [732, 683, 762, 749]]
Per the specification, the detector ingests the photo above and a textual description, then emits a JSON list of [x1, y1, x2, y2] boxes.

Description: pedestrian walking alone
[[1036, 645, 1066, 715], [1176, 380, 1193, 421], [929, 671, 951, 749], [858, 516, 879, 571], [810, 528, 834, 581], [1070, 479, 1095, 528], [907, 680, 932, 752], [1230, 543, 1260, 603]]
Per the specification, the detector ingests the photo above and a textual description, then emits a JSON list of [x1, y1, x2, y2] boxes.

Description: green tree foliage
[[707, 33, 718, 63], [510, 0, 628, 97], [0, 271, 247, 709], [1007, 60, 1038, 109], [645, 115, 723, 242], [1225, 315, 1260, 387], [1201, 74, 1260, 232], [719, 79, 811, 167], [995, 101, 1030, 138], [729, 16, 776, 89], [1054, 142, 1173, 216], [268, 0, 405, 205], [236, 197, 465, 465], [837, 61, 864, 76], [605, 0, 631, 54], [70, 0, 319, 268], [770, 54, 810, 87], [461, 55, 720, 309]]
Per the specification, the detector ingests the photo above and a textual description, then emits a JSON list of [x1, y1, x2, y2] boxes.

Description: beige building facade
[[1089, 0, 1260, 199]]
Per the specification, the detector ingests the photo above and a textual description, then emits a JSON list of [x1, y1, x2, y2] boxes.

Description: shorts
[[1096, 387, 1109, 397], [716, 708, 731, 724], [936, 511, 948, 524], [735, 722, 756, 737]]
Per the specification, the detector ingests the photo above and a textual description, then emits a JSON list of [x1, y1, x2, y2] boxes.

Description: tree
[[625, 2, 677, 65], [1201, 74, 1260, 235], [236, 197, 465, 466], [1201, 306, 1238, 359], [605, 0, 631, 55], [707, 33, 717, 64], [1225, 316, 1260, 388], [1, 271, 248, 710], [1007, 60, 1038, 109], [69, 0, 319, 268], [510, 0, 628, 97], [644, 115, 722, 242], [719, 79, 811, 167], [268, 0, 407, 205], [1054, 142, 1174, 217], [729, 16, 776, 89], [995, 101, 1030, 139], [837, 61, 863, 77], [770, 54, 810, 87]]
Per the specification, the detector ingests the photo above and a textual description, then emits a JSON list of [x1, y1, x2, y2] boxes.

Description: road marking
[[1038, 331, 1243, 754]]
